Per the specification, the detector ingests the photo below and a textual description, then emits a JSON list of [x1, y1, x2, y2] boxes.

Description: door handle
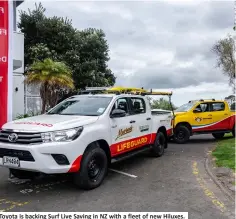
[[224, 113, 228, 116], [111, 125, 117, 128], [208, 114, 212, 116], [146, 118, 151, 120], [130, 120, 136, 123]]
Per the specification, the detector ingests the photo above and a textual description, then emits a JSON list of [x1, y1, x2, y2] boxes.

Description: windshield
[[47, 96, 113, 116], [175, 102, 195, 112]]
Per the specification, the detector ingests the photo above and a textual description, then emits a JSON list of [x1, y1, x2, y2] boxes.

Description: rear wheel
[[232, 126, 235, 137], [212, 133, 225, 139], [150, 131, 166, 157], [174, 125, 190, 144], [73, 144, 108, 190]]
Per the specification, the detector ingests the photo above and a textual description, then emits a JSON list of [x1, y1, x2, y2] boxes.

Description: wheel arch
[[157, 126, 168, 148], [175, 122, 192, 134], [83, 139, 111, 165]]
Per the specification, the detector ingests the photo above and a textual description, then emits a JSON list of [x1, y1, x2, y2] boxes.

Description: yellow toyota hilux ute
[[172, 99, 236, 144]]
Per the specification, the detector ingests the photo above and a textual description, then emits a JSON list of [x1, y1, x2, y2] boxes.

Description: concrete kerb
[[204, 151, 234, 201]]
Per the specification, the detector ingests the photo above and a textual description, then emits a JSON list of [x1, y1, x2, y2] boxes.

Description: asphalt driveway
[[0, 135, 235, 219]]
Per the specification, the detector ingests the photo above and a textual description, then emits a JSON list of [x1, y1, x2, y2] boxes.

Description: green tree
[[24, 58, 74, 113], [150, 98, 176, 110], [18, 2, 116, 91], [212, 34, 235, 91]]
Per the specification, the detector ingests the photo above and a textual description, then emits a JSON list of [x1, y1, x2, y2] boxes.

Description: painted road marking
[[8, 178, 31, 185], [109, 168, 138, 178], [19, 180, 67, 194], [0, 199, 28, 212], [192, 161, 226, 213], [8, 177, 67, 194]]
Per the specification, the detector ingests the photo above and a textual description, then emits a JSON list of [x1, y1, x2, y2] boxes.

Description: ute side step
[[111, 145, 151, 163], [193, 130, 232, 135]]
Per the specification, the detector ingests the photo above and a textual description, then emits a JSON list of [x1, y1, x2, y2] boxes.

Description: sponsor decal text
[[117, 136, 148, 152], [14, 122, 53, 127], [115, 126, 133, 140]]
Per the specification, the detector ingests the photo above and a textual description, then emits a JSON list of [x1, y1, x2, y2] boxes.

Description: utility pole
[[234, 1, 236, 93]]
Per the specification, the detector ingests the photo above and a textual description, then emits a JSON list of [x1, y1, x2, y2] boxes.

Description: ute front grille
[[0, 130, 42, 145]]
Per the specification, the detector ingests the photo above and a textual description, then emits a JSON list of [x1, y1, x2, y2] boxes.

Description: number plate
[[3, 156, 20, 167]]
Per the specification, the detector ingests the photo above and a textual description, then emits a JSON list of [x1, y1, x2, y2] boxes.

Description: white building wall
[[12, 31, 24, 119], [12, 74, 25, 118]]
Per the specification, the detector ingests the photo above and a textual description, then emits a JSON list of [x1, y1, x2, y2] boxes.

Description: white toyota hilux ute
[[0, 93, 173, 190]]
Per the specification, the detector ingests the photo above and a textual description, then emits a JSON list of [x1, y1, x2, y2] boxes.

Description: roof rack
[[79, 86, 175, 128], [80, 86, 173, 96], [199, 99, 216, 101], [189, 99, 216, 102]]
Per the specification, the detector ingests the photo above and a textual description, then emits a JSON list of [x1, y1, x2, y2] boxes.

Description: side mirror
[[110, 109, 126, 118], [193, 108, 201, 113]]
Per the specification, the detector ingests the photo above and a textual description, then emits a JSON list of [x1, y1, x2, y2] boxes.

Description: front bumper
[[0, 141, 80, 174]]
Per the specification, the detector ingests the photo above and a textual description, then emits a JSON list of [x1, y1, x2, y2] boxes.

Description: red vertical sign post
[[0, 1, 9, 128]]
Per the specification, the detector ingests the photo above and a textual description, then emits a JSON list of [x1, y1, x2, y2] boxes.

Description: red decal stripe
[[68, 129, 173, 172], [167, 128, 172, 136], [193, 115, 236, 132], [150, 133, 156, 144], [68, 155, 82, 173], [110, 133, 155, 157]]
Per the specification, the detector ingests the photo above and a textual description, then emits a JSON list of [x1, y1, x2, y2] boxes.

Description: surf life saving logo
[[195, 117, 202, 123], [115, 126, 133, 140]]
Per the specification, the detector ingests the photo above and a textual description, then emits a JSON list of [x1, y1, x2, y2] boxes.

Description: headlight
[[41, 126, 83, 143]]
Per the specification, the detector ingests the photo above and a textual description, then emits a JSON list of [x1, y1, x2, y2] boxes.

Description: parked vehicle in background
[[0, 87, 173, 190], [172, 99, 236, 144]]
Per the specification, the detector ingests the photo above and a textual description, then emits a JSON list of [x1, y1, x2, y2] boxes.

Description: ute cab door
[[109, 97, 136, 156], [207, 102, 229, 130], [191, 102, 213, 132], [128, 96, 152, 143]]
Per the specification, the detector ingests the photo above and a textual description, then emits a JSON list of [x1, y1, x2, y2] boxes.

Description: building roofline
[[16, 0, 24, 7]]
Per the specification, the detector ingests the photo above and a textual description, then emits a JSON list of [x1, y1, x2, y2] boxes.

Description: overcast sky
[[17, 0, 234, 106]]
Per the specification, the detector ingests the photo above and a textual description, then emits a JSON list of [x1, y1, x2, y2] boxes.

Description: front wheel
[[73, 146, 108, 190], [150, 132, 166, 157], [174, 125, 190, 144], [212, 133, 225, 139], [232, 126, 235, 137]]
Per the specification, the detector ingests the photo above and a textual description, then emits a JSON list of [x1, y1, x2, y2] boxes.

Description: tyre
[[174, 125, 190, 144], [73, 145, 108, 190], [9, 168, 37, 180], [212, 133, 225, 139], [150, 131, 166, 157], [232, 126, 235, 137]]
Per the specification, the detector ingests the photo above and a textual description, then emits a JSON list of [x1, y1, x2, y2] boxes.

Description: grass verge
[[212, 133, 235, 171]]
